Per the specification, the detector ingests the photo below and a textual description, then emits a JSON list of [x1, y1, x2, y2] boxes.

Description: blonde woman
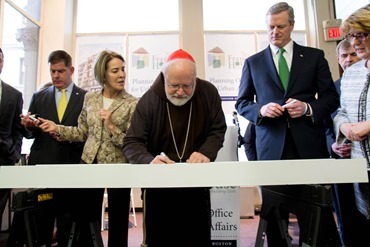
[[334, 4, 370, 246]]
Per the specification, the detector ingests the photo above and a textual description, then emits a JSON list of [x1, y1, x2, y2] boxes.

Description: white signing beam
[[0, 159, 368, 188]]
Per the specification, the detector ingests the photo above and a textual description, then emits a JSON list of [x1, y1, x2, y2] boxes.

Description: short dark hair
[[48, 50, 72, 67]]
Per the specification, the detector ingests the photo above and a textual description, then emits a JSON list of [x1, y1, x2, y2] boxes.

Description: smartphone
[[29, 114, 42, 123]]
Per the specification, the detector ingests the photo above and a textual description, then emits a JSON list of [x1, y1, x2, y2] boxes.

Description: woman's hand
[[100, 109, 112, 125], [344, 121, 370, 142], [100, 109, 117, 132], [38, 118, 58, 133]]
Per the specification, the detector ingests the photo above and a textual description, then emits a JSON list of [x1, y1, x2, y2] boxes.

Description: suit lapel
[[0, 81, 8, 114], [61, 85, 84, 123], [45, 86, 59, 123], [263, 48, 285, 92], [286, 43, 305, 92]]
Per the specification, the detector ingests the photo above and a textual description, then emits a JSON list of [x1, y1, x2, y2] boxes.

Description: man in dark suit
[[21, 50, 87, 246], [235, 2, 339, 246], [0, 48, 24, 232]]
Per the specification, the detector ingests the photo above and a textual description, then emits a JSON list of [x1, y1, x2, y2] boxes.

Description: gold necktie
[[58, 89, 67, 121]]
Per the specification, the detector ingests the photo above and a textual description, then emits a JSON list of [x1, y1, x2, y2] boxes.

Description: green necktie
[[58, 89, 67, 121], [278, 48, 289, 91]]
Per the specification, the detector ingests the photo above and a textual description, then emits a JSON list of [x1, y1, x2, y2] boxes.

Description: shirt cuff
[[305, 103, 313, 117]]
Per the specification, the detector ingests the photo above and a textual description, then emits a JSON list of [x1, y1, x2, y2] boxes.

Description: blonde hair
[[341, 4, 370, 35]]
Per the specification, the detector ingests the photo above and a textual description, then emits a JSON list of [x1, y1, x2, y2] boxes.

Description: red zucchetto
[[166, 49, 195, 63]]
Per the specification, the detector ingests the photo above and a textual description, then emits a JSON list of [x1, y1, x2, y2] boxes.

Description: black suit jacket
[[243, 121, 257, 161], [235, 42, 339, 160], [0, 81, 23, 165], [26, 84, 87, 165], [325, 78, 342, 158]]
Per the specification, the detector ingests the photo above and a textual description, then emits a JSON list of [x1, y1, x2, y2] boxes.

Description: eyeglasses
[[345, 33, 369, 42], [166, 82, 194, 91]]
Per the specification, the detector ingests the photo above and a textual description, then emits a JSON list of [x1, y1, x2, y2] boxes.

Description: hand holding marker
[[282, 99, 297, 108], [160, 152, 175, 164]]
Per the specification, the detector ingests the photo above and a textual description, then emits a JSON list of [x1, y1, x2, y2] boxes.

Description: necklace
[[166, 102, 192, 162], [358, 73, 370, 166]]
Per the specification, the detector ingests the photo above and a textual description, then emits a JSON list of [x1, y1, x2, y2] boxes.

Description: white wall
[[38, 0, 74, 85]]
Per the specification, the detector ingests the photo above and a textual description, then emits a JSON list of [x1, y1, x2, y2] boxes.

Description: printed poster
[[204, 33, 256, 115], [128, 34, 179, 98], [75, 35, 125, 90]]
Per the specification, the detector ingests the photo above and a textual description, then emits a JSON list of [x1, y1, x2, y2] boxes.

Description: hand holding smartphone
[[29, 114, 43, 123]]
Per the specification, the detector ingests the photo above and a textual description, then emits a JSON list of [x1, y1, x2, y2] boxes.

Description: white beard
[[166, 94, 191, 106], [165, 82, 196, 106]]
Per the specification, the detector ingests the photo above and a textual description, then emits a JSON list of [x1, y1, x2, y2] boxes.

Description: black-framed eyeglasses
[[166, 82, 194, 91], [345, 32, 369, 42]]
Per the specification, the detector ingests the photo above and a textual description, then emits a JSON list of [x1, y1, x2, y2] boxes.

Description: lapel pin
[[300, 54, 303, 57]]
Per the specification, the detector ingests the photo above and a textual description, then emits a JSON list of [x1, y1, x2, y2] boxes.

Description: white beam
[[0, 159, 367, 188]]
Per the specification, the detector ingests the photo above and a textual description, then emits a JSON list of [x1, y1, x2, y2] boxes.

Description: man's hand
[[283, 99, 306, 118], [331, 142, 351, 158], [20, 112, 39, 130], [150, 153, 175, 164], [260, 103, 284, 118], [187, 152, 210, 163]]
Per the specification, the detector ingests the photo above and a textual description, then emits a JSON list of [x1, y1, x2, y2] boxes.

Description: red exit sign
[[327, 27, 341, 39], [323, 19, 343, 41]]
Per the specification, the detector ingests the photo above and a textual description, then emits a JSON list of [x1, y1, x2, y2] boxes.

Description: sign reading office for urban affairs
[[211, 186, 240, 247]]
